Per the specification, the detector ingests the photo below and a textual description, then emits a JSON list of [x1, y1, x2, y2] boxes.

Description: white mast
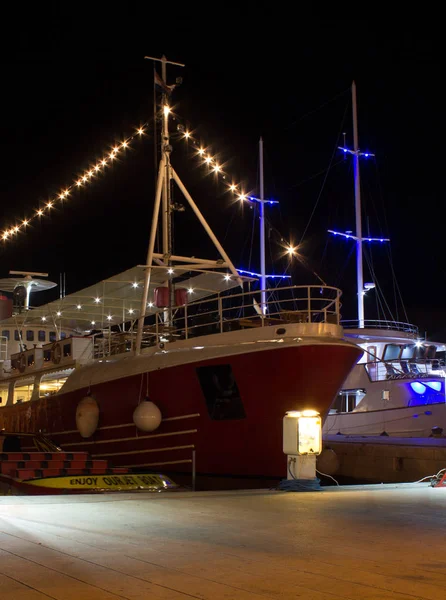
[[259, 137, 266, 314], [135, 56, 242, 355], [352, 81, 364, 328]]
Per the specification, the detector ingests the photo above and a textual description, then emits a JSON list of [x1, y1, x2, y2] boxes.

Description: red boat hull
[[0, 343, 360, 479]]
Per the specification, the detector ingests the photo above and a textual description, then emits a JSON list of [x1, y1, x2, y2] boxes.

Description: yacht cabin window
[[366, 346, 378, 361], [14, 330, 20, 341], [49, 331, 56, 343], [331, 389, 366, 414], [26, 330, 34, 342], [38, 330, 46, 342], [2, 330, 9, 340], [401, 344, 415, 359], [383, 344, 401, 361]]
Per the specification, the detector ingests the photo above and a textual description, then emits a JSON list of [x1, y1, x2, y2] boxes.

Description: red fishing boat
[[0, 57, 360, 484]]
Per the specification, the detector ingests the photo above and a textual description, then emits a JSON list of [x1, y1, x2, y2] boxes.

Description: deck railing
[[364, 359, 445, 382], [91, 284, 343, 358], [342, 319, 419, 335]]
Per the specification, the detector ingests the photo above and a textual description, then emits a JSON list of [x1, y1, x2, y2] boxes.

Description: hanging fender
[[76, 395, 99, 438], [133, 397, 162, 432]]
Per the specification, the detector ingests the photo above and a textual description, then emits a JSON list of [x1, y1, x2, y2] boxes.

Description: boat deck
[[1, 484, 445, 599]]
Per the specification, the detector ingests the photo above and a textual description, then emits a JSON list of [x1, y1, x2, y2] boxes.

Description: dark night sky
[[1, 12, 444, 337]]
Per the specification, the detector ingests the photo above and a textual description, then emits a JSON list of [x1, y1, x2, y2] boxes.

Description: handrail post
[[336, 292, 340, 325], [184, 303, 188, 339], [218, 296, 223, 333], [307, 287, 311, 323]]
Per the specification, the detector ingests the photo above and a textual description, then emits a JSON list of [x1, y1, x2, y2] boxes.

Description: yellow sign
[[25, 473, 177, 491]]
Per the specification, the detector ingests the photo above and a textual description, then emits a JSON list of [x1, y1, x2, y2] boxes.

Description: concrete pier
[[1, 485, 446, 599]]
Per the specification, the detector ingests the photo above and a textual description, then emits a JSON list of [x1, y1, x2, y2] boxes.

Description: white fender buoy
[[317, 448, 340, 476], [76, 395, 99, 438], [133, 397, 162, 432]]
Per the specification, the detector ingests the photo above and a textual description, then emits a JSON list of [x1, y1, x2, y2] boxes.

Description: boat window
[[63, 343, 71, 357], [2, 330, 10, 340], [26, 330, 35, 342], [60, 331, 66, 339], [0, 384, 9, 405], [401, 344, 415, 359], [13, 378, 34, 404], [14, 330, 21, 341], [196, 364, 246, 420], [414, 345, 426, 360], [383, 344, 401, 361], [27, 353, 35, 367], [331, 389, 366, 413], [43, 348, 52, 362], [366, 346, 378, 361], [39, 369, 73, 397], [426, 345, 436, 359], [38, 330, 46, 342], [49, 331, 56, 343]]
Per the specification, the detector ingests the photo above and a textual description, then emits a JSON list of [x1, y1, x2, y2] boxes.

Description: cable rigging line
[[298, 99, 350, 247], [286, 87, 350, 130]]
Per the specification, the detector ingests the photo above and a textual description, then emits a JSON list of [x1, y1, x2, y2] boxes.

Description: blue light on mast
[[327, 230, 390, 243], [237, 268, 291, 279]]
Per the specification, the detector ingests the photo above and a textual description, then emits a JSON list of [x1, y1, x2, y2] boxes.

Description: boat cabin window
[[0, 384, 9, 405], [414, 345, 426, 360], [49, 331, 56, 343], [13, 378, 34, 404], [27, 353, 35, 367], [61, 331, 66, 339], [383, 344, 401, 361], [331, 389, 366, 413], [401, 344, 415, 359], [426, 345, 436, 359], [63, 343, 71, 357], [14, 329, 21, 341], [2, 330, 10, 340], [38, 330, 46, 342], [366, 346, 378, 361], [39, 369, 73, 397], [26, 330, 35, 342]]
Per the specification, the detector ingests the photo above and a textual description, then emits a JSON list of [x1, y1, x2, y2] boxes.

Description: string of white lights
[[1, 124, 149, 243], [172, 107, 297, 257]]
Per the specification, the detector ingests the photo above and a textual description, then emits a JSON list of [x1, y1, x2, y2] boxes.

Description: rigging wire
[[289, 158, 345, 190], [373, 157, 410, 323], [363, 246, 396, 321], [298, 99, 350, 247], [286, 87, 350, 130]]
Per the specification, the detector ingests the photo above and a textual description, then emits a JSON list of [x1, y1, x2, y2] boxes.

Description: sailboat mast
[[259, 137, 266, 314], [352, 81, 364, 328]]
